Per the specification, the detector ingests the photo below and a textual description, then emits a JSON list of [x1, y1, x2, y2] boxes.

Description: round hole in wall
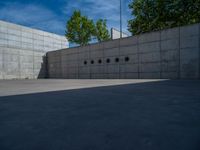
[[98, 59, 102, 64], [115, 58, 119, 63], [91, 60, 94, 64], [125, 57, 130, 62], [84, 61, 87, 65], [106, 58, 110, 63]]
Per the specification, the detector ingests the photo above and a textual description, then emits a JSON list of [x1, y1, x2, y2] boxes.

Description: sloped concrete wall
[[0, 20, 68, 79], [47, 23, 200, 79]]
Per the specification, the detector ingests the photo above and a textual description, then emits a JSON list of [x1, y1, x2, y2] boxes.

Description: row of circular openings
[[84, 57, 130, 65]]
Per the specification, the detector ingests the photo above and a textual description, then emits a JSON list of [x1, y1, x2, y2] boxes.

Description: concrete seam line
[[119, 39, 121, 79], [89, 45, 91, 79], [159, 30, 162, 79], [4, 26, 8, 79], [2, 38, 5, 79], [33, 35, 34, 79], [77, 47, 79, 79], [18, 27, 21, 79], [118, 38, 120, 79], [32, 32, 34, 79], [178, 26, 181, 79], [199, 23, 200, 79], [137, 35, 140, 79]]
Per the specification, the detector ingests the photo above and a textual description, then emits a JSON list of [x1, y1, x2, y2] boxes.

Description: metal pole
[[120, 0, 122, 38]]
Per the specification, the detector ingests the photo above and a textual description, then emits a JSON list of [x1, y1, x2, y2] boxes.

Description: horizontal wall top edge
[[52, 23, 199, 53], [0, 20, 67, 39]]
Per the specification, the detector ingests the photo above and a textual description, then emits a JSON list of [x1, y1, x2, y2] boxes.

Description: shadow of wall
[[0, 80, 200, 150], [37, 55, 48, 79]]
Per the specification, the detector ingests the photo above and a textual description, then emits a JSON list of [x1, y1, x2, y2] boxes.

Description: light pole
[[120, 0, 122, 38]]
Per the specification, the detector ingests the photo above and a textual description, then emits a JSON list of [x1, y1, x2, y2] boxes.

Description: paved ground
[[0, 79, 200, 150], [0, 79, 164, 96]]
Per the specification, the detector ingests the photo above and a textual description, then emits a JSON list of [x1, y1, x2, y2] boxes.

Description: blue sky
[[0, 0, 132, 35]]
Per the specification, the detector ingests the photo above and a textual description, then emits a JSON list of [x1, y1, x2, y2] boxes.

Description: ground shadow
[[0, 80, 200, 150]]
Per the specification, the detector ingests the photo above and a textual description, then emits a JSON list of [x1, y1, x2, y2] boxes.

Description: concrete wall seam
[[199, 24, 200, 79], [47, 23, 200, 79], [0, 20, 68, 79]]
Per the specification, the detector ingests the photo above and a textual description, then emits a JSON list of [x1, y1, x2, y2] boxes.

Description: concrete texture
[[111, 28, 129, 40], [0, 79, 200, 150], [0, 79, 162, 96], [47, 23, 200, 79], [0, 20, 68, 79]]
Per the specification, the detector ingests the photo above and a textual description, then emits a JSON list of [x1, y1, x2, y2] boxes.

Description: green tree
[[95, 19, 110, 42], [65, 10, 95, 46], [128, 0, 200, 35]]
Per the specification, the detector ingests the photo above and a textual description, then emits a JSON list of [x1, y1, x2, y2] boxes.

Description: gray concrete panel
[[119, 54, 138, 64], [120, 64, 138, 73], [79, 73, 90, 79], [161, 39, 179, 50], [120, 36, 138, 46], [120, 72, 139, 79], [139, 52, 160, 63], [161, 27, 179, 40], [161, 61, 179, 72], [90, 50, 104, 58], [139, 62, 161, 73], [79, 66, 90, 74], [104, 39, 119, 49], [106, 65, 119, 74], [180, 47, 199, 79], [139, 42, 160, 53], [138, 31, 160, 43], [161, 49, 179, 62], [29, 23, 200, 79], [104, 48, 119, 57], [180, 36, 199, 49], [119, 45, 138, 55], [161, 71, 179, 79], [140, 72, 160, 79], [0, 20, 68, 79], [180, 24, 199, 37], [0, 23, 200, 79]]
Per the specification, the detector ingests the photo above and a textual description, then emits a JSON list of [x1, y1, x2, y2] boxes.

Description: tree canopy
[[128, 0, 200, 35], [65, 11, 110, 46], [95, 19, 110, 42], [65, 10, 95, 46]]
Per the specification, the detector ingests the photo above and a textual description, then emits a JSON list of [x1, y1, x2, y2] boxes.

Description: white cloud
[[63, 0, 132, 34], [0, 0, 133, 35], [0, 2, 65, 35]]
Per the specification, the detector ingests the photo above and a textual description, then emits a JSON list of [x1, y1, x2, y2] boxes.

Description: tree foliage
[[65, 11, 110, 46], [128, 0, 200, 35], [95, 19, 110, 42], [65, 10, 95, 46]]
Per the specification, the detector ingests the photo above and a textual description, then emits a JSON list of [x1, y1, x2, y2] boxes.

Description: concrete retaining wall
[[0, 20, 68, 79], [47, 23, 200, 79]]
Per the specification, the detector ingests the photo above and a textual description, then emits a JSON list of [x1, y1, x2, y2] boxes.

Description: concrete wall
[[47, 23, 200, 79], [111, 28, 129, 40], [0, 20, 68, 79]]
